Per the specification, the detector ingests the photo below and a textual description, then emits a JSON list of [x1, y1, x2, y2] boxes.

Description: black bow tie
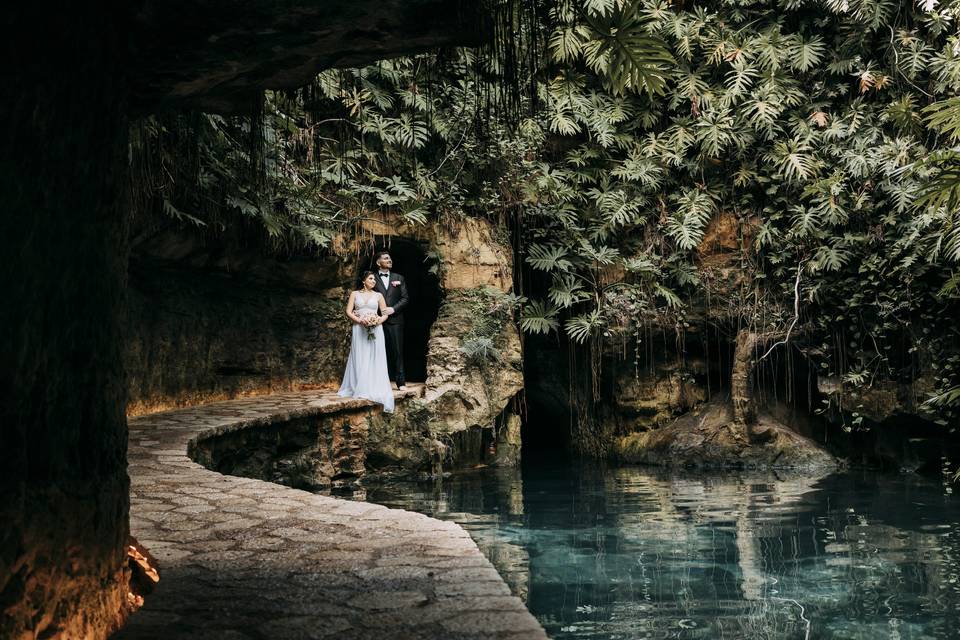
[[379, 272, 389, 277]]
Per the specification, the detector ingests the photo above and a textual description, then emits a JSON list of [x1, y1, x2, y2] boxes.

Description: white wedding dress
[[337, 292, 395, 412]]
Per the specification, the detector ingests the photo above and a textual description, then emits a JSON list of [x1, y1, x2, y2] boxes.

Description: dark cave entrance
[[520, 332, 575, 458], [362, 238, 441, 383]]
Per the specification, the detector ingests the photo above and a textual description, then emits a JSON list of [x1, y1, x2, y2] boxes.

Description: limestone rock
[[422, 293, 523, 437], [432, 219, 513, 292], [125, 262, 351, 416], [358, 215, 513, 292], [190, 408, 377, 490], [616, 400, 837, 471], [610, 364, 708, 430], [818, 375, 936, 424], [492, 414, 522, 467]]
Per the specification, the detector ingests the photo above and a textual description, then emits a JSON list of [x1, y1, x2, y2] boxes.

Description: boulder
[[617, 400, 837, 472]]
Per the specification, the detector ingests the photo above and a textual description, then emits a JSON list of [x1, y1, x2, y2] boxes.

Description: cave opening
[[520, 332, 574, 458], [753, 341, 821, 433], [361, 238, 441, 383]]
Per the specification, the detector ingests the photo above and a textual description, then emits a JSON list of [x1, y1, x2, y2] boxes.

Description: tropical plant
[[133, 0, 960, 445]]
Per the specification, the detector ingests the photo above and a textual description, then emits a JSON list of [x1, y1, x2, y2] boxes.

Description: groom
[[373, 250, 409, 390]]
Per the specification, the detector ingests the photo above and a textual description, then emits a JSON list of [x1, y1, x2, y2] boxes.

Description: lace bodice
[[354, 291, 380, 317]]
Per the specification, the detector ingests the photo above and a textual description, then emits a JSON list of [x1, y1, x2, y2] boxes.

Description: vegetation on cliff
[[134, 0, 960, 449]]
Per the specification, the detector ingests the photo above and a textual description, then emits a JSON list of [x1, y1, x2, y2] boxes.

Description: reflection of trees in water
[[363, 466, 960, 640], [595, 469, 960, 639], [580, 470, 823, 638], [446, 468, 530, 600]]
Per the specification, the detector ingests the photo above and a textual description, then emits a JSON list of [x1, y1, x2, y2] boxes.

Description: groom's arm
[[391, 276, 410, 314]]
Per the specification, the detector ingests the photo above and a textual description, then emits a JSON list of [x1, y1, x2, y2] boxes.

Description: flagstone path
[[115, 388, 548, 640]]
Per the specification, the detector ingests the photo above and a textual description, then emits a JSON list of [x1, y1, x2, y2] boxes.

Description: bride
[[337, 271, 395, 412]]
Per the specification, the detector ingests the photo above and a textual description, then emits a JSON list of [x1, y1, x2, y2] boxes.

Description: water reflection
[[359, 461, 960, 640]]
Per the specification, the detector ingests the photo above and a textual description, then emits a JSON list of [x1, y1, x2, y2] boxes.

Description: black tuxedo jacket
[[374, 272, 409, 325]]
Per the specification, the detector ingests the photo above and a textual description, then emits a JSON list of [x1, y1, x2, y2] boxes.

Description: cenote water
[[351, 457, 960, 639]]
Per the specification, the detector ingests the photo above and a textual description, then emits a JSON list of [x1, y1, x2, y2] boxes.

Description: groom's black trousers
[[383, 322, 405, 385]]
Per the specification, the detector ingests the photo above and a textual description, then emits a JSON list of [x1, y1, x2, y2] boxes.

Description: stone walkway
[[117, 389, 548, 640]]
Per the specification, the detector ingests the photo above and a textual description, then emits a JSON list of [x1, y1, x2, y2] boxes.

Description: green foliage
[[522, 0, 960, 422], [455, 288, 524, 366], [135, 0, 960, 425], [460, 336, 502, 365], [520, 299, 560, 334]]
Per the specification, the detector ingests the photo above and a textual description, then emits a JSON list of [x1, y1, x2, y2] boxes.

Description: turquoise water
[[357, 460, 960, 640]]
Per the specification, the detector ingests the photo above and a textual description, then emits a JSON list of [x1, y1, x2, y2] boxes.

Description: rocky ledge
[[617, 400, 838, 472], [116, 390, 547, 639]]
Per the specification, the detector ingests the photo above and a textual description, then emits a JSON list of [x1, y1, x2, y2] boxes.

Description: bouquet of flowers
[[363, 315, 377, 340]]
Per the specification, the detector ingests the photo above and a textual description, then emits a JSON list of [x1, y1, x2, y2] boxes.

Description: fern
[[790, 205, 822, 239], [790, 35, 826, 72], [923, 96, 960, 142], [766, 138, 818, 182], [162, 199, 206, 227], [460, 336, 502, 365], [588, 186, 645, 226], [653, 283, 682, 308], [578, 239, 621, 264], [401, 207, 429, 226], [811, 244, 851, 272], [664, 188, 714, 250], [390, 113, 430, 149], [925, 385, 960, 408]]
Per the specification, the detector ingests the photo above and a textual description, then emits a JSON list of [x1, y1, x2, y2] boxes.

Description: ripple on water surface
[[351, 461, 960, 640]]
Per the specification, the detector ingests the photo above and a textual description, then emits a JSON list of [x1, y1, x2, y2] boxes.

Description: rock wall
[[617, 400, 838, 471], [363, 306, 524, 476], [357, 215, 514, 292], [189, 402, 379, 490], [125, 248, 352, 416], [128, 0, 484, 112], [358, 215, 524, 472], [127, 214, 524, 473], [604, 360, 709, 434], [421, 290, 524, 432]]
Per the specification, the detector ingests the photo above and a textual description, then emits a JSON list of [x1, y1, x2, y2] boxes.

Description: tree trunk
[[731, 329, 758, 429], [731, 329, 783, 444]]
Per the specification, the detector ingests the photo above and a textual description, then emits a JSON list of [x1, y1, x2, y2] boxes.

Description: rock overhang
[[128, 0, 486, 113]]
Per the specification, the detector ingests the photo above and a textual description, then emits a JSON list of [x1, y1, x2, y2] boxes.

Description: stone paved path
[[117, 389, 548, 640]]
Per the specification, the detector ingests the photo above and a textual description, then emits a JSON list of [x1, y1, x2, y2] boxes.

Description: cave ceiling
[[128, 0, 483, 113]]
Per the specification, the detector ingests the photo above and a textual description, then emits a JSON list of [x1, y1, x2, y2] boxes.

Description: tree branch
[[758, 259, 805, 362]]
